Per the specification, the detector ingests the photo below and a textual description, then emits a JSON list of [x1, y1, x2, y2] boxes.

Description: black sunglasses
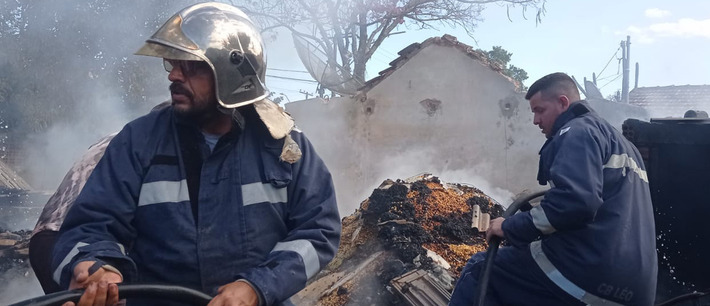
[[163, 59, 211, 75]]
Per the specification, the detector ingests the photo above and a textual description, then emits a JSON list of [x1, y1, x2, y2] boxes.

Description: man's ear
[[558, 95, 571, 110]]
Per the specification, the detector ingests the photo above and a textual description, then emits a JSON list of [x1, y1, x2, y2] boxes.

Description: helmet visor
[[135, 41, 203, 61]]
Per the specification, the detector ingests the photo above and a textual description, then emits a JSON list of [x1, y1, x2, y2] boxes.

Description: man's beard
[[170, 82, 217, 121], [170, 82, 193, 100]]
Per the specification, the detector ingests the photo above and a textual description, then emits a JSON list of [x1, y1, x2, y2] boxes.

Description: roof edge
[[358, 34, 520, 94]]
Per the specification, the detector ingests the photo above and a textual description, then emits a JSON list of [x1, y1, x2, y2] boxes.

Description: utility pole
[[299, 89, 312, 100], [621, 36, 631, 103], [635, 62, 640, 89]]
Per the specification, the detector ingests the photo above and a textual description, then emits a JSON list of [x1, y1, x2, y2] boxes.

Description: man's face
[[165, 59, 217, 118], [529, 91, 568, 137]]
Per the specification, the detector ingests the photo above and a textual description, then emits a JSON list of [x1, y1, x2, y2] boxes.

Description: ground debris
[[293, 174, 505, 305], [0, 228, 32, 284]]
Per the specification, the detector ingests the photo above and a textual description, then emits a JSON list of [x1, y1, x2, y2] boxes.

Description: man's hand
[[208, 280, 259, 306], [486, 217, 506, 243], [62, 261, 122, 306]]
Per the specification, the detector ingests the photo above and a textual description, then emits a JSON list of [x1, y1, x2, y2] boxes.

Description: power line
[[597, 72, 619, 82], [372, 49, 397, 63], [267, 78, 317, 90], [596, 60, 623, 82], [372, 53, 396, 64], [378, 48, 399, 58], [266, 74, 318, 83], [374, 48, 397, 59], [269, 86, 304, 95], [369, 56, 392, 67], [267, 67, 311, 74], [599, 74, 622, 90], [597, 46, 622, 79]]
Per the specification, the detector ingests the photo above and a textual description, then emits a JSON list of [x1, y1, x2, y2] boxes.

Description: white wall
[[287, 44, 649, 216], [288, 45, 546, 215]]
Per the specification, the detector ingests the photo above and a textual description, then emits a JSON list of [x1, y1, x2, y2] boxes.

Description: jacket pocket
[[261, 138, 293, 188]]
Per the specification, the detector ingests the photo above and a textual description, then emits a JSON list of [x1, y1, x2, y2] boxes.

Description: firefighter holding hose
[[450, 72, 657, 305], [52, 3, 341, 305]]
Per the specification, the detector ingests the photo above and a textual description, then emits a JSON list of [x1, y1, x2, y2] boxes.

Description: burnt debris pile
[[0, 229, 32, 283], [293, 174, 504, 306]]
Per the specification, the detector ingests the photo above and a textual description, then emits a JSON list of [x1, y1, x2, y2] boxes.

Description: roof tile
[[629, 85, 710, 110]]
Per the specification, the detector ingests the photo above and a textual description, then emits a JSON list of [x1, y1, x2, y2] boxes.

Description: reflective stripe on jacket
[[52, 106, 341, 305], [503, 101, 657, 305]]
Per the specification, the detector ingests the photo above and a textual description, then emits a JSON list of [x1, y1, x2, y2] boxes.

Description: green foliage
[[486, 46, 512, 67], [479, 45, 529, 89], [505, 65, 528, 87]]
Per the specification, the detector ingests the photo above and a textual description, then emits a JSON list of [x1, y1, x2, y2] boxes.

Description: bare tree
[[230, 0, 545, 92]]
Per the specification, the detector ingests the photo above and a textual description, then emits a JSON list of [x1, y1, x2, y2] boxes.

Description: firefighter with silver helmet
[[52, 3, 341, 305]]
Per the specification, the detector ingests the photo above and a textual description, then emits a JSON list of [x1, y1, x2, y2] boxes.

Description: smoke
[[1, 0, 196, 190], [0, 267, 43, 305], [0, 1, 196, 303], [437, 169, 515, 206], [363, 147, 515, 211], [21, 86, 138, 190]]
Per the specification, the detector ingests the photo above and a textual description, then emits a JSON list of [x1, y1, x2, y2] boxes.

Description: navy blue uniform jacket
[[52, 106, 341, 305], [503, 101, 657, 305]]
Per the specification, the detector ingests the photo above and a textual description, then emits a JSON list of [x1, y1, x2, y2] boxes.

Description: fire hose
[[9, 284, 213, 306], [474, 190, 548, 306], [471, 190, 710, 306]]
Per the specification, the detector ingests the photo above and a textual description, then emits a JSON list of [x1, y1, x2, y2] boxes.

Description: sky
[[264, 0, 710, 100]]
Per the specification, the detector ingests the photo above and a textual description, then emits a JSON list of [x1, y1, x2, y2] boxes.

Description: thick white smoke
[[1, 1, 193, 303]]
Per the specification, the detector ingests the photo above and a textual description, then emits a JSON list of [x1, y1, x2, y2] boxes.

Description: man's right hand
[[63, 261, 122, 306]]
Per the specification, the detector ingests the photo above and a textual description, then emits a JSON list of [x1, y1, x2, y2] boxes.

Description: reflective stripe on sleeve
[[530, 205, 556, 235], [271, 239, 320, 279], [530, 240, 623, 306], [603, 154, 649, 183], [52, 241, 127, 284], [53, 242, 88, 283], [242, 182, 287, 206], [138, 180, 190, 206]]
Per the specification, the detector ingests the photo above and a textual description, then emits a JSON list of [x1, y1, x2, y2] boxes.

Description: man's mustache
[[170, 83, 193, 99]]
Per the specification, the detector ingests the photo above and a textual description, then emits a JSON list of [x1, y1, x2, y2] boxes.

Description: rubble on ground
[[0, 228, 32, 282], [293, 174, 505, 306]]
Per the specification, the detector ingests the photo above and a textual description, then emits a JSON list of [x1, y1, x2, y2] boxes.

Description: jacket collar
[[537, 100, 592, 184], [548, 100, 592, 138], [172, 106, 247, 137]]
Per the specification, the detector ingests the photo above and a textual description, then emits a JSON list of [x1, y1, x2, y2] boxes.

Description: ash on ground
[[0, 188, 47, 304], [0, 228, 42, 304], [293, 174, 504, 306], [0, 229, 31, 275]]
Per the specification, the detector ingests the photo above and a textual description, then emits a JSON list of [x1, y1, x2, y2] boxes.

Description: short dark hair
[[525, 72, 579, 100]]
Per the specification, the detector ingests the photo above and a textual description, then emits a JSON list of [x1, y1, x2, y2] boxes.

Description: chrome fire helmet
[[135, 2, 268, 108]]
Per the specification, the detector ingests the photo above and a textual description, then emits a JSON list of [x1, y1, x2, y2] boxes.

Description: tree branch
[[296, 0, 335, 60], [456, 0, 538, 4], [228, 0, 546, 93], [328, 0, 352, 70], [236, 5, 331, 57]]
